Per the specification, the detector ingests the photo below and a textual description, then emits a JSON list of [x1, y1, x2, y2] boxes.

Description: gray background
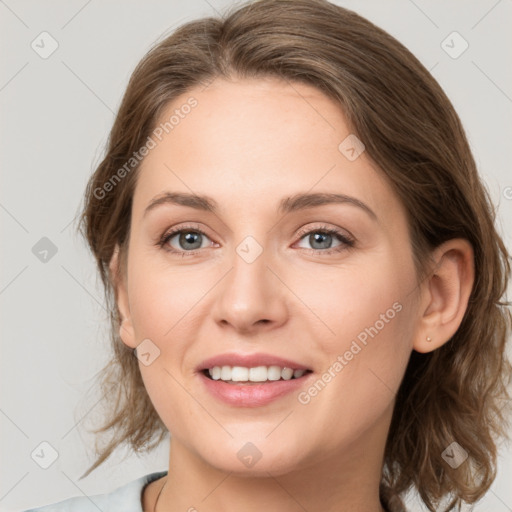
[[1, 1, 511, 511]]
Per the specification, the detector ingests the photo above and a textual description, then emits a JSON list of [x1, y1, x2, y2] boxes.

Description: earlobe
[[109, 244, 137, 349], [413, 239, 475, 354]]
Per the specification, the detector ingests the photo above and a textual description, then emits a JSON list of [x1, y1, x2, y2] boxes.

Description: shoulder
[[21, 470, 168, 512]]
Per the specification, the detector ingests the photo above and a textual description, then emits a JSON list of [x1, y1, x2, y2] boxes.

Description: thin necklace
[[153, 478, 167, 512]]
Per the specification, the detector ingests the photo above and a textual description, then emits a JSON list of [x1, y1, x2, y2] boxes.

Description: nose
[[211, 241, 289, 335]]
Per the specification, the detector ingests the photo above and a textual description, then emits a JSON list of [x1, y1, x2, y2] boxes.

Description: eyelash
[[156, 223, 355, 257]]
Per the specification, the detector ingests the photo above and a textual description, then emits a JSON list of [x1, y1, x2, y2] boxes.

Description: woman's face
[[115, 76, 423, 475]]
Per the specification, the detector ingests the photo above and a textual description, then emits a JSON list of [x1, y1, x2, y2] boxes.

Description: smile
[[204, 365, 310, 383]]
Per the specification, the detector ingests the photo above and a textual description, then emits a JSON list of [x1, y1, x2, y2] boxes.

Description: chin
[[197, 439, 305, 477]]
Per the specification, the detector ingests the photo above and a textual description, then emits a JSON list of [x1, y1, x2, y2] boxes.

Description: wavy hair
[[77, 1, 512, 510]]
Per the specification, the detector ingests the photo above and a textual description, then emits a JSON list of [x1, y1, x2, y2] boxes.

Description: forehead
[[132, 77, 402, 224]]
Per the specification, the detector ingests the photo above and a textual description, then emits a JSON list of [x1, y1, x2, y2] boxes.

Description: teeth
[[267, 365, 282, 381], [281, 367, 294, 380], [249, 366, 268, 382], [207, 365, 308, 383], [231, 366, 249, 382], [220, 366, 231, 381]]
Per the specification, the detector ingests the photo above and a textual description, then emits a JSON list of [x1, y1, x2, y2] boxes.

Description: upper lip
[[197, 352, 312, 372]]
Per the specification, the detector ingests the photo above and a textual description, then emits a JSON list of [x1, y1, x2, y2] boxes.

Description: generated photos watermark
[[93, 97, 198, 200], [297, 301, 403, 405]]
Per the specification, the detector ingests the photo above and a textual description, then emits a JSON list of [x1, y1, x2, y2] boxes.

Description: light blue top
[[22, 471, 168, 512], [21, 469, 407, 511]]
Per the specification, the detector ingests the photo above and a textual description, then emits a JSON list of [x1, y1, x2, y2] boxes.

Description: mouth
[[196, 352, 314, 406], [201, 365, 313, 385]]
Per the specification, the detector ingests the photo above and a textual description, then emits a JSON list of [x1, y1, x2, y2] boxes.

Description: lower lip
[[198, 371, 312, 407]]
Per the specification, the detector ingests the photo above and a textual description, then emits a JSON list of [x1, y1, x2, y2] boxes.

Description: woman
[[23, 0, 511, 511]]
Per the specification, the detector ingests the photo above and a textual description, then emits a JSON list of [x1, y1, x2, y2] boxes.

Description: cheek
[[127, 256, 208, 340], [128, 265, 196, 432], [292, 250, 416, 427], [329, 253, 416, 383], [293, 249, 415, 355], [125, 256, 221, 430]]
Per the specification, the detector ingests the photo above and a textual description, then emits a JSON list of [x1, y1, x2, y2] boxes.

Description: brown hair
[[77, 0, 512, 510]]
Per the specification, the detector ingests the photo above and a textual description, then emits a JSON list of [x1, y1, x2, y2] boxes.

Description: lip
[[198, 370, 314, 407], [196, 352, 311, 372], [196, 352, 314, 408]]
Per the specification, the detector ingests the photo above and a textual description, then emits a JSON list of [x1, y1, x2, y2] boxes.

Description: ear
[[109, 244, 137, 349], [413, 238, 475, 354]]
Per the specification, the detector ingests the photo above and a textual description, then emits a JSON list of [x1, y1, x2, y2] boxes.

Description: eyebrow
[[143, 191, 377, 220]]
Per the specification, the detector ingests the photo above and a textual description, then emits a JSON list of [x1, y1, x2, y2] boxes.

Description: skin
[[109, 76, 474, 512]]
